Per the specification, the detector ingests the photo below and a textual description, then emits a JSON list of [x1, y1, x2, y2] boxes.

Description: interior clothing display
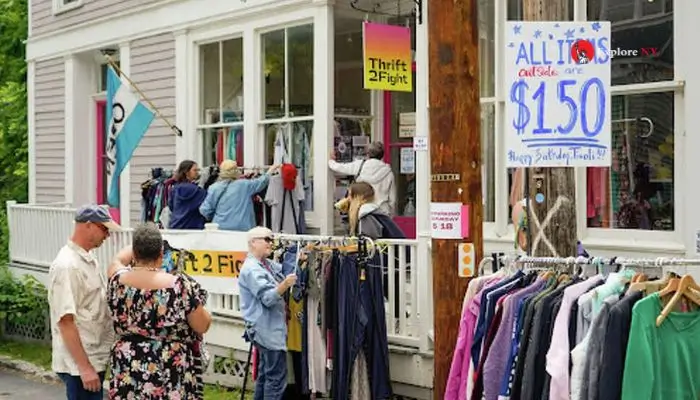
[[246, 237, 391, 399], [447, 255, 700, 400], [265, 173, 305, 234]]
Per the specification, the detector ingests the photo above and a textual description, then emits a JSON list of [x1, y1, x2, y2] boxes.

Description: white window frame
[[52, 0, 82, 15], [195, 34, 246, 167], [256, 21, 316, 219], [491, 0, 683, 250]]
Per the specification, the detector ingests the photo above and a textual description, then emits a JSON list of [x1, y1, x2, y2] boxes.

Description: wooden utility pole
[[525, 0, 578, 258], [428, 0, 483, 397]]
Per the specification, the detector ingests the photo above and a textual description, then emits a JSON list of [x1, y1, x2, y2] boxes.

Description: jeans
[[57, 371, 106, 400], [254, 345, 287, 400]]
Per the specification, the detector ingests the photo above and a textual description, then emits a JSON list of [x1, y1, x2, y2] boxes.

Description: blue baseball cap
[[74, 204, 121, 231]]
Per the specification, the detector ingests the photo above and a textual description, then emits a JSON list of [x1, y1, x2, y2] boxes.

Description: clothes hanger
[[656, 275, 700, 327]]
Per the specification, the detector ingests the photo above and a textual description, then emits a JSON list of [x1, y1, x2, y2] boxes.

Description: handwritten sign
[[430, 203, 469, 239], [363, 22, 413, 92], [400, 147, 415, 174], [504, 21, 612, 167], [174, 250, 246, 278]]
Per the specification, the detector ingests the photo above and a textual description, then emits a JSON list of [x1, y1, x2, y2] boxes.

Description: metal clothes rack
[[273, 233, 378, 259], [479, 254, 700, 276], [612, 116, 654, 138]]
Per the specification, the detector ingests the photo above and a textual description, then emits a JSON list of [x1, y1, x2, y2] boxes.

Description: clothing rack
[[273, 233, 377, 259], [479, 254, 700, 275], [612, 116, 654, 138]]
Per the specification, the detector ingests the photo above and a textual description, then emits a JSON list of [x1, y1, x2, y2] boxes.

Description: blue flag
[[105, 66, 155, 207]]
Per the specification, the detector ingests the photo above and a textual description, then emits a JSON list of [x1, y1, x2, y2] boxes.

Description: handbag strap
[[351, 160, 367, 184], [212, 180, 233, 211]]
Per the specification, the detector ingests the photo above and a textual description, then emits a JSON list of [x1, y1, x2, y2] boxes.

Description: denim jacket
[[238, 254, 293, 351]]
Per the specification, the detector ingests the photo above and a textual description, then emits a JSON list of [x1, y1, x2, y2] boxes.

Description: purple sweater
[[482, 279, 546, 400]]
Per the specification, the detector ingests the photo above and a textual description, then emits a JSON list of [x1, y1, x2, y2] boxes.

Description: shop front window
[[261, 24, 314, 211], [586, 0, 675, 231], [199, 37, 245, 167]]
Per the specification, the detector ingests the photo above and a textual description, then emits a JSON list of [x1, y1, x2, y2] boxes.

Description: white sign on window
[[400, 147, 415, 174]]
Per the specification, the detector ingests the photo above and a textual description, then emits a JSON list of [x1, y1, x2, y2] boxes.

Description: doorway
[[95, 100, 121, 223], [383, 65, 417, 238]]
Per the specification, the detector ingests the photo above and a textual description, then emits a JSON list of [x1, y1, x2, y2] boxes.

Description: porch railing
[[6, 201, 433, 350]]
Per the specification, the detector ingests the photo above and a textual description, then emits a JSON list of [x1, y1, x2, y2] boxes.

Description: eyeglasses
[[260, 237, 273, 243], [93, 223, 109, 234]]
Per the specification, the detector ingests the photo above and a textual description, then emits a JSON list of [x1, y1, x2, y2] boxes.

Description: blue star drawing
[[534, 30, 542, 38], [513, 25, 522, 34], [591, 22, 601, 32], [508, 42, 515, 48], [549, 34, 554, 39], [554, 23, 560, 28], [580, 27, 585, 33], [564, 28, 575, 39]]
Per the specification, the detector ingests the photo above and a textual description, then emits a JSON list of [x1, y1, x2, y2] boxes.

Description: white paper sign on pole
[[413, 136, 428, 151], [504, 21, 611, 167], [430, 202, 463, 239]]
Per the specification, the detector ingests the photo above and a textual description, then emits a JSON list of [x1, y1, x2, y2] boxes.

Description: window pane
[[200, 42, 220, 123], [221, 38, 244, 120], [262, 29, 286, 119], [482, 103, 495, 222], [335, 17, 371, 115], [288, 24, 314, 117], [586, 91, 674, 231], [264, 121, 314, 211], [478, 0, 494, 97], [588, 0, 673, 85], [201, 126, 245, 167]]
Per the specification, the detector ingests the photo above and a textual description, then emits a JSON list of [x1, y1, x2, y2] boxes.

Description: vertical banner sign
[[363, 22, 413, 92], [504, 22, 612, 167]]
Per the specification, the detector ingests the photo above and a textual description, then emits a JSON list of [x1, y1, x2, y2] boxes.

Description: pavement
[[0, 367, 65, 399]]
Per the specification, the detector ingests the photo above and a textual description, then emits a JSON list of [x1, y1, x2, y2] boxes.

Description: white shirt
[[48, 241, 114, 375]]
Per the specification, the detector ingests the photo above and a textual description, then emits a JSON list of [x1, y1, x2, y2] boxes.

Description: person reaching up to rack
[[329, 141, 396, 216], [168, 160, 208, 230], [238, 227, 299, 399], [199, 160, 279, 231]]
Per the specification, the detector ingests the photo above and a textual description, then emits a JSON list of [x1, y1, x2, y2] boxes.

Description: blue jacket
[[199, 175, 270, 231], [168, 182, 207, 229], [238, 254, 294, 351]]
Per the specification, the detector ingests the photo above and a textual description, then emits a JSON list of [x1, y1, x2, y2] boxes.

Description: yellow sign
[[363, 22, 413, 92], [174, 250, 247, 278]]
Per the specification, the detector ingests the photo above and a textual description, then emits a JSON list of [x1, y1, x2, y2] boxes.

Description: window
[[480, 0, 496, 222], [199, 37, 245, 167], [586, 0, 676, 231], [261, 24, 314, 211], [99, 61, 120, 92], [53, 0, 83, 14]]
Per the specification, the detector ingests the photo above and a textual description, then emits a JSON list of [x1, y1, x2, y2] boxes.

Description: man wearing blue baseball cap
[[48, 204, 120, 399]]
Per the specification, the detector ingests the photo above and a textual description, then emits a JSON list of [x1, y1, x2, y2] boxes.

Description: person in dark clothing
[[342, 182, 406, 328], [168, 160, 207, 230]]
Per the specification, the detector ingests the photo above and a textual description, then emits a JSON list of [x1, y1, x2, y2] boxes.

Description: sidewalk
[[0, 367, 64, 398]]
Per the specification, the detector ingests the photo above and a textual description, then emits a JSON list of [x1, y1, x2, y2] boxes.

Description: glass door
[[383, 66, 417, 238]]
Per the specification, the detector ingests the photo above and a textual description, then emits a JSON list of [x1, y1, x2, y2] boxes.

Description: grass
[[0, 338, 52, 370], [0, 338, 254, 399]]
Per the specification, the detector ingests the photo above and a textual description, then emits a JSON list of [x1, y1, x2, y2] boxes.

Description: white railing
[[6, 201, 433, 350]]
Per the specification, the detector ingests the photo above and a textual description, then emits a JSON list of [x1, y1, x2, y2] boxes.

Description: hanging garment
[[332, 254, 392, 400], [265, 174, 305, 234]]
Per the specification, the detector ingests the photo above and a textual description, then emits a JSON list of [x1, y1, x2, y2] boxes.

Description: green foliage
[[0, 0, 28, 266], [0, 266, 48, 326]]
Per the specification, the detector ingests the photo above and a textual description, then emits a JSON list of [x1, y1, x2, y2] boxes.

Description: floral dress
[[107, 272, 207, 400]]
